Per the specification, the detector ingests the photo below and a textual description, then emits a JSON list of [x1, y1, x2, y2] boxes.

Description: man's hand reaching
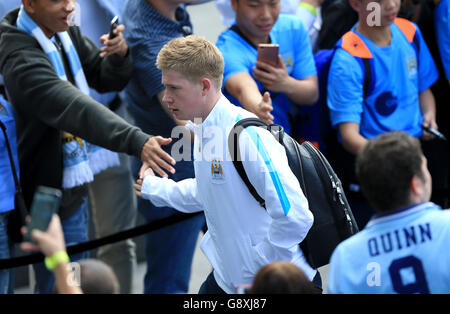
[[140, 136, 176, 178]]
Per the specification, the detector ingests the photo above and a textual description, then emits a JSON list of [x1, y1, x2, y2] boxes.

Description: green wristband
[[298, 2, 317, 17], [45, 251, 70, 271]]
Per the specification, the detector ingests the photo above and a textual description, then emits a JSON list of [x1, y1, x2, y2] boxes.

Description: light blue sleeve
[[327, 48, 365, 128], [216, 32, 254, 85], [414, 24, 439, 92], [290, 18, 317, 79], [435, 0, 450, 79]]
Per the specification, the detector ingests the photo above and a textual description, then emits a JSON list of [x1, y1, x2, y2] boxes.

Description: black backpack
[[228, 118, 359, 269]]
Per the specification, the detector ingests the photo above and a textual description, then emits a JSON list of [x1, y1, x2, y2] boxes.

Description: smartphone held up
[[257, 44, 279, 68], [109, 16, 119, 40], [23, 186, 62, 243]]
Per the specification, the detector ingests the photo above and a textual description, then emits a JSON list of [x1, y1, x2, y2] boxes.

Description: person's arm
[[3, 45, 175, 177], [327, 49, 366, 155], [225, 73, 274, 124], [253, 55, 318, 105], [240, 128, 314, 267], [20, 215, 82, 294], [52, 260, 82, 294], [134, 168, 204, 213], [338, 122, 368, 155], [419, 88, 438, 141]]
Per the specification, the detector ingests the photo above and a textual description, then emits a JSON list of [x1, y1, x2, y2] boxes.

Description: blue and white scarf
[[16, 6, 119, 189]]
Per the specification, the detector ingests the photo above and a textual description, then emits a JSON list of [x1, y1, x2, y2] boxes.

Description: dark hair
[[250, 261, 319, 294], [355, 131, 424, 213], [78, 259, 120, 294]]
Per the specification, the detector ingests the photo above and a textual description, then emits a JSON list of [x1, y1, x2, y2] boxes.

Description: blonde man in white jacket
[[134, 35, 317, 294]]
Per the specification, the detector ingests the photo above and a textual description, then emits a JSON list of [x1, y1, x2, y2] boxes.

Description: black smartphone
[[109, 16, 119, 39], [23, 186, 62, 243], [421, 125, 447, 141]]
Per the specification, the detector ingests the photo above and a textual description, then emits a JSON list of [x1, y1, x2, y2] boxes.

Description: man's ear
[[201, 77, 212, 96], [22, 0, 35, 14], [410, 174, 424, 201], [348, 0, 361, 13]]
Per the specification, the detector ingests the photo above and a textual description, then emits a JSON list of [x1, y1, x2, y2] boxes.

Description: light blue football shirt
[[328, 202, 450, 294], [327, 22, 439, 140]]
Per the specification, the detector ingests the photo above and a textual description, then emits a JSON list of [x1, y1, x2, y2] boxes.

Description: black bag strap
[[228, 118, 282, 209], [0, 119, 21, 193], [362, 58, 371, 98]]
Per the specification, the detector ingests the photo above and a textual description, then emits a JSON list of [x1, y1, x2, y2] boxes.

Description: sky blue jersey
[[328, 202, 450, 294], [327, 21, 439, 140]]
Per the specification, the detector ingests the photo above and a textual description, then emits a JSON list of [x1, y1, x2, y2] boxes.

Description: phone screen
[[24, 186, 62, 242]]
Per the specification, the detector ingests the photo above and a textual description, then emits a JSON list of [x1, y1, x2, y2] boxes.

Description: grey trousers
[[88, 152, 137, 294]]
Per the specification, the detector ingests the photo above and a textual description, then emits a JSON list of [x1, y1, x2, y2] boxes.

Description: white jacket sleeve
[[240, 127, 314, 262], [141, 176, 205, 213]]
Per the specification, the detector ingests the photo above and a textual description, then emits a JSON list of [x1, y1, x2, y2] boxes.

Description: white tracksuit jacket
[[141, 95, 315, 293]]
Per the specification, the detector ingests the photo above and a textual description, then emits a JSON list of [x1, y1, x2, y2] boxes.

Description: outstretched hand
[[255, 91, 274, 124], [140, 136, 176, 178]]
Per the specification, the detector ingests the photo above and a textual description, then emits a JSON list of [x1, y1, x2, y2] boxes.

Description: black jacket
[[0, 9, 150, 219]]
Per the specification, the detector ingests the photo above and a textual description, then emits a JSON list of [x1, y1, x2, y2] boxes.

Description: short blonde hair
[[156, 35, 224, 90]]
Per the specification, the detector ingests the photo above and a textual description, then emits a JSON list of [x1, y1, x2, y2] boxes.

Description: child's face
[[359, 0, 401, 27]]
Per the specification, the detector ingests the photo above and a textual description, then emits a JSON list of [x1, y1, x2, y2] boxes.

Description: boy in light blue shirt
[[325, 0, 446, 229], [328, 131, 450, 294], [327, 0, 439, 155]]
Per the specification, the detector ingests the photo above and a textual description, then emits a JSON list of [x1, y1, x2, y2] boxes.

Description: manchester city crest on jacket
[[211, 159, 224, 180]]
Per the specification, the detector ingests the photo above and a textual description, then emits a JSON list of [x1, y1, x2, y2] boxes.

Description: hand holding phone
[[257, 44, 279, 68], [23, 186, 62, 243], [421, 125, 447, 141], [109, 16, 119, 40]]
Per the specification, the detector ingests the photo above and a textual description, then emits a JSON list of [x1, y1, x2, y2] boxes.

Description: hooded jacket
[[0, 9, 149, 219]]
